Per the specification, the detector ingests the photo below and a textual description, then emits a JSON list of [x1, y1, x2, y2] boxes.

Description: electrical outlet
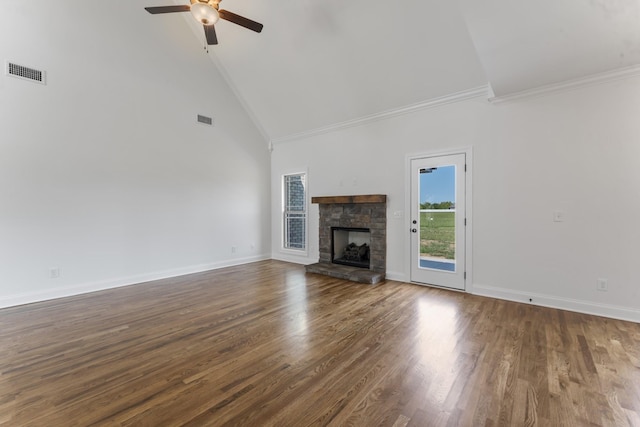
[[50, 268, 60, 279], [596, 278, 608, 292], [231, 246, 237, 254], [393, 210, 403, 219], [553, 211, 565, 222]]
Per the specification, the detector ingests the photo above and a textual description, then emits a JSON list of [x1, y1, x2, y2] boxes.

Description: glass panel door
[[410, 154, 466, 290]]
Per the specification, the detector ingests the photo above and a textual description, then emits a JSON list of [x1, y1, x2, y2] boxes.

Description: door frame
[[404, 147, 473, 292]]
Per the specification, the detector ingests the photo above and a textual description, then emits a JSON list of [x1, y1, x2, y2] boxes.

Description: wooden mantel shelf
[[311, 194, 387, 204]]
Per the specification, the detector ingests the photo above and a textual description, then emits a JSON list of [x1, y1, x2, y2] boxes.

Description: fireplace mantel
[[311, 194, 386, 205]]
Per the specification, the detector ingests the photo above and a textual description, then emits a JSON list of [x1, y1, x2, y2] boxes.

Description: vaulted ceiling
[[134, 1, 640, 141]]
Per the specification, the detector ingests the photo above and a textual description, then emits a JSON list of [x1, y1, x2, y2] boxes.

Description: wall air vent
[[197, 114, 213, 126], [6, 61, 46, 85]]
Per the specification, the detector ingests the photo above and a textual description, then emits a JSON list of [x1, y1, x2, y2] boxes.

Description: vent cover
[[6, 61, 46, 84], [197, 114, 213, 126]]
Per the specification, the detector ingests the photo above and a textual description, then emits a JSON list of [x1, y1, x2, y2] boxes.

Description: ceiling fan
[[145, 0, 263, 45]]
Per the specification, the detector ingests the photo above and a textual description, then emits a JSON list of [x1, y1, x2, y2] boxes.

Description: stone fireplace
[[305, 194, 386, 284]]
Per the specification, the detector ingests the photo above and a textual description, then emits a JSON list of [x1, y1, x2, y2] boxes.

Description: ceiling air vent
[[6, 61, 46, 84], [197, 114, 213, 126]]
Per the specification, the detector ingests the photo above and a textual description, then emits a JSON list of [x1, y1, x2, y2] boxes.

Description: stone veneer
[[306, 195, 386, 284]]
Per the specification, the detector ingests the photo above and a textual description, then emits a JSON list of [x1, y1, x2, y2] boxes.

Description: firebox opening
[[331, 227, 371, 269]]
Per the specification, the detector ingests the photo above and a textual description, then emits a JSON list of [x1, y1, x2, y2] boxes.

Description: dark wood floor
[[1, 260, 639, 426]]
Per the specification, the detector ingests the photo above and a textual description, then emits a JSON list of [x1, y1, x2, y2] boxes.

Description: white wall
[[0, 2, 271, 307], [271, 77, 640, 322]]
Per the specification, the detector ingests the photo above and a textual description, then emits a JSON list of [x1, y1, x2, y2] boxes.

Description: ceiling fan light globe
[[190, 3, 219, 25]]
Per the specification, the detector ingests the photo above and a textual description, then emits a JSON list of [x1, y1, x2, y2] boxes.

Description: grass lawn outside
[[420, 211, 455, 260]]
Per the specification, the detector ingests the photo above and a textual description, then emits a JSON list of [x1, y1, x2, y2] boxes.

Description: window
[[283, 173, 306, 250]]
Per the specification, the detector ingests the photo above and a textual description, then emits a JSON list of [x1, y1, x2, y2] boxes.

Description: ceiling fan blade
[[204, 25, 218, 45], [145, 6, 191, 14], [219, 10, 263, 33]]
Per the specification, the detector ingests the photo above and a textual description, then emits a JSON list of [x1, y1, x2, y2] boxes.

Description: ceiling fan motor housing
[[191, 0, 220, 10], [190, 0, 220, 25]]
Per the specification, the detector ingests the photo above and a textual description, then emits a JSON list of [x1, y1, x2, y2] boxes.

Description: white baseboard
[[473, 283, 640, 324], [384, 270, 406, 282], [271, 252, 317, 265], [0, 254, 271, 309]]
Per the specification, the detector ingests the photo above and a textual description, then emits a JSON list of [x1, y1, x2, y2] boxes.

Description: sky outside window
[[420, 165, 455, 205]]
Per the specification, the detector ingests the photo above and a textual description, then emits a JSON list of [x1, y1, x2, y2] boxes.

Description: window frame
[[282, 172, 308, 253]]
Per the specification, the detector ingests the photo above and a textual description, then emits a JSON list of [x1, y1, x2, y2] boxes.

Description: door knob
[[411, 228, 417, 233]]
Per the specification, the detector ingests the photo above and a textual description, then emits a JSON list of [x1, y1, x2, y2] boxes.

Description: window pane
[[285, 213, 306, 249], [285, 175, 305, 211], [419, 165, 456, 272], [283, 173, 306, 250]]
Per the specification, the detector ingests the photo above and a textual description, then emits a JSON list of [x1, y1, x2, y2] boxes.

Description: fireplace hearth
[[305, 195, 386, 284]]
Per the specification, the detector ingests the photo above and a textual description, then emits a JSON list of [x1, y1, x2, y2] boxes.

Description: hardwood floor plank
[[1, 260, 639, 426]]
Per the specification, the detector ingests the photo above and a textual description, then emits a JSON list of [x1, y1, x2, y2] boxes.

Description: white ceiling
[[209, 0, 488, 140], [139, 0, 640, 140], [459, 0, 640, 96]]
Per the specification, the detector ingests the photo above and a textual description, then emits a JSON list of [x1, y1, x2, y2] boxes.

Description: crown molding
[[488, 64, 640, 104], [270, 85, 490, 145]]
